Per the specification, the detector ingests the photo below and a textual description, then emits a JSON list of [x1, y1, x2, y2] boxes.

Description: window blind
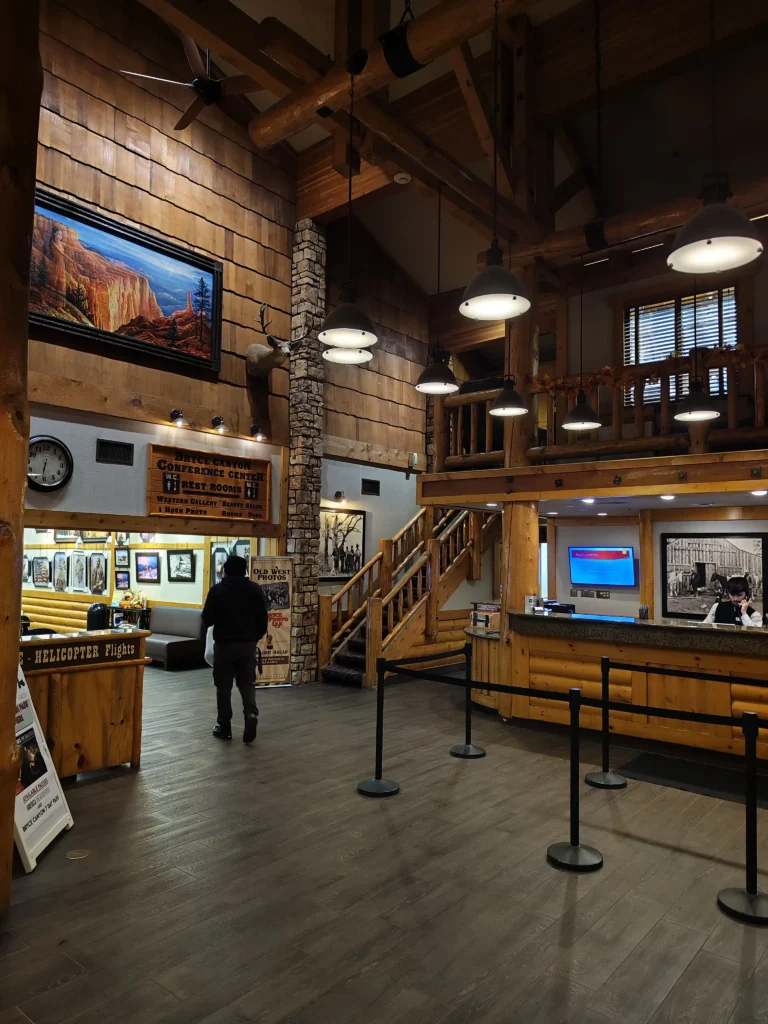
[[623, 286, 736, 404]]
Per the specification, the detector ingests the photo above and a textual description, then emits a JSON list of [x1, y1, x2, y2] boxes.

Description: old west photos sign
[[147, 444, 271, 522]]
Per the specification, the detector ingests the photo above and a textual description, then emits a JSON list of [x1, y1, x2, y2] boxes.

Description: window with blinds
[[623, 286, 737, 405]]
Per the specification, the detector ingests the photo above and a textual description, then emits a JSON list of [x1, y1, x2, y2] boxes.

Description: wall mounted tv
[[568, 546, 637, 588]]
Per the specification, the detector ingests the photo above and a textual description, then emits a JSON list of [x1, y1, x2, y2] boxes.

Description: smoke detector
[[393, 171, 412, 185]]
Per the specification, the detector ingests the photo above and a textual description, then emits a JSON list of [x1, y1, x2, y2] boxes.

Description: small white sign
[[14, 666, 73, 872]]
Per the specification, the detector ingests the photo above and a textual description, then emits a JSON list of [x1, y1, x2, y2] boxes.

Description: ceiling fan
[[121, 35, 255, 130]]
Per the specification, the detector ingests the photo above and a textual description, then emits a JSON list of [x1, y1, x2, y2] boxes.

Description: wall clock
[[27, 435, 74, 493]]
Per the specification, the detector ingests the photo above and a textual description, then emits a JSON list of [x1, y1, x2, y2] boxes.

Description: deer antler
[[258, 303, 272, 337]]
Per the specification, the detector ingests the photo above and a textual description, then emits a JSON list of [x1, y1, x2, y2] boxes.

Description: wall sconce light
[[170, 408, 188, 428], [334, 490, 347, 505], [212, 416, 229, 434], [250, 424, 267, 442]]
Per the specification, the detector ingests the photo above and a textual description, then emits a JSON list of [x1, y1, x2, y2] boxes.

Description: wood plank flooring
[[2, 666, 768, 1023]]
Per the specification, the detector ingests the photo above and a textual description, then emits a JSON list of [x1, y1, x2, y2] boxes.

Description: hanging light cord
[[579, 255, 585, 388], [398, 0, 414, 25], [692, 279, 698, 383], [435, 186, 442, 352], [346, 69, 355, 291], [593, 0, 603, 216], [491, 0, 500, 247], [709, 0, 718, 173]]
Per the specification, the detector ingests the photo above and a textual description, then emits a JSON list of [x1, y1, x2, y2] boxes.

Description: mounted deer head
[[245, 304, 291, 377]]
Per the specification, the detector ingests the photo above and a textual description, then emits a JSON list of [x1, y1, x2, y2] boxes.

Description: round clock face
[[27, 436, 74, 492]]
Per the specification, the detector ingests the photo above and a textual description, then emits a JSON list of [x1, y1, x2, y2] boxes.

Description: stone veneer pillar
[[287, 218, 326, 682]]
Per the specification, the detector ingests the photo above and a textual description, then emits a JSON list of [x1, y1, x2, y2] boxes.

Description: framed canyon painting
[[29, 189, 222, 373]]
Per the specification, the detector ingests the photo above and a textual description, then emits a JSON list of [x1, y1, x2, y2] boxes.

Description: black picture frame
[[319, 508, 367, 582], [54, 529, 81, 543], [32, 557, 51, 587], [661, 532, 767, 621], [89, 553, 108, 595], [115, 570, 131, 591], [29, 188, 223, 374], [22, 555, 29, 583], [167, 549, 196, 583], [115, 547, 130, 568], [211, 546, 228, 586], [136, 551, 161, 584], [53, 551, 69, 592]]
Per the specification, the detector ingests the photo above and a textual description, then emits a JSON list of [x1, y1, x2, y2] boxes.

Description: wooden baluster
[[485, 400, 493, 453], [566, 394, 576, 443], [470, 512, 482, 580], [426, 538, 440, 638], [755, 364, 766, 427], [457, 405, 464, 455], [470, 402, 478, 455], [318, 594, 332, 670], [727, 365, 738, 430], [660, 374, 671, 435], [634, 380, 645, 439], [612, 385, 623, 441], [365, 596, 383, 688], [588, 388, 600, 437], [546, 393, 555, 445], [379, 539, 393, 597], [434, 395, 447, 469]]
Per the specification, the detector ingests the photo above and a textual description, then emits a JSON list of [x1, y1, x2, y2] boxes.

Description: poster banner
[[14, 667, 73, 871], [250, 557, 292, 685]]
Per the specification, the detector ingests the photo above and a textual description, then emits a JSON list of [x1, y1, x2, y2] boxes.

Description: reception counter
[[20, 629, 150, 778], [466, 614, 768, 757]]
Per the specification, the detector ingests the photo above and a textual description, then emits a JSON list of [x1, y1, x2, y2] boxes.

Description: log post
[[546, 518, 557, 600], [498, 501, 539, 719], [469, 512, 483, 580], [0, 0, 42, 914], [506, 265, 538, 467], [378, 538, 393, 597], [611, 386, 623, 440], [317, 593, 333, 671], [433, 395, 447, 471], [639, 510, 655, 619], [426, 537, 440, 639], [365, 596, 383, 688], [688, 421, 711, 454]]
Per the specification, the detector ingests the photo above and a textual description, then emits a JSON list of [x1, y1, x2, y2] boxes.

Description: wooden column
[[426, 537, 440, 639], [365, 596, 383, 688], [433, 395, 447, 471], [0, 0, 42, 914], [546, 518, 557, 600], [469, 512, 483, 581], [639, 509, 655, 618], [317, 594, 333, 671], [505, 265, 538, 467], [378, 537, 393, 596], [498, 501, 539, 719]]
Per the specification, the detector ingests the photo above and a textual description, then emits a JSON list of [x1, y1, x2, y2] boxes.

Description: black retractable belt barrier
[[717, 712, 768, 924], [450, 642, 487, 760], [357, 658, 400, 798], [546, 688, 604, 873], [585, 656, 627, 790]]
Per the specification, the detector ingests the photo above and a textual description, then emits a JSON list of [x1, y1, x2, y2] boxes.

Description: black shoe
[[243, 712, 258, 744], [212, 724, 232, 740]]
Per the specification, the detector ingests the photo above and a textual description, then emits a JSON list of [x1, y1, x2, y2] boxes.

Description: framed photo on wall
[[661, 532, 766, 620], [115, 532, 130, 546], [29, 189, 223, 373], [167, 549, 195, 583], [54, 529, 80, 543], [53, 551, 68, 592], [32, 558, 51, 587], [22, 556, 30, 583], [115, 570, 131, 591], [136, 552, 161, 584], [211, 546, 228, 585], [232, 540, 250, 563], [319, 508, 366, 582], [71, 550, 88, 592], [82, 531, 110, 543], [115, 548, 130, 568], [89, 553, 107, 595]]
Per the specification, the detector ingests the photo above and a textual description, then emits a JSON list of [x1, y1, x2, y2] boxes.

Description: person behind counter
[[703, 576, 763, 627]]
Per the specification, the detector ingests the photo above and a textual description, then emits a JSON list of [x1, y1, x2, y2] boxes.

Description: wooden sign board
[[20, 634, 143, 673], [147, 444, 271, 522]]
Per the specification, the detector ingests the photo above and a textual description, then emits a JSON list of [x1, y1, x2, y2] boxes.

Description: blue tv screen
[[568, 546, 637, 588]]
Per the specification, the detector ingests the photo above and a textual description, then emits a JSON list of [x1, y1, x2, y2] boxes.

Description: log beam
[[0, 0, 42, 913]]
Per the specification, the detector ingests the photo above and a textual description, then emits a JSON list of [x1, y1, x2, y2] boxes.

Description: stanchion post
[[717, 711, 768, 923], [357, 658, 400, 797], [586, 656, 627, 789], [451, 641, 486, 759], [547, 688, 603, 873]]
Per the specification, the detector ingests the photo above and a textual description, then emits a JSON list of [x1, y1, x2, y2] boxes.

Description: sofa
[[145, 606, 205, 670]]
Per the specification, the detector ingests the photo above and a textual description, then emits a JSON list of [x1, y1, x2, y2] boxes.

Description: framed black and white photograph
[[319, 508, 366, 582], [115, 570, 131, 591], [232, 540, 250, 563], [54, 529, 80, 543], [32, 557, 51, 587], [136, 552, 160, 584], [22, 556, 29, 583], [82, 530, 110, 543], [211, 546, 228, 585], [661, 533, 766, 620], [89, 552, 107, 595], [53, 551, 68, 592], [167, 549, 195, 583], [115, 548, 130, 568], [71, 550, 88, 592], [116, 532, 130, 546]]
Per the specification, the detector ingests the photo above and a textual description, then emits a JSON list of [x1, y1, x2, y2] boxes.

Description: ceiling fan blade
[[220, 75, 257, 96], [180, 33, 207, 80], [121, 70, 191, 87], [174, 95, 206, 131]]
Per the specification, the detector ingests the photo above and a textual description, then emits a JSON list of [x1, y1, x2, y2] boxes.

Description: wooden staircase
[[319, 506, 500, 687]]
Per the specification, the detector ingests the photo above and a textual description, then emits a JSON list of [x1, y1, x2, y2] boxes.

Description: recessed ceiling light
[[393, 170, 412, 185], [751, 490, 768, 497], [548, 512, 559, 516], [660, 495, 675, 500], [597, 512, 608, 516], [581, 498, 595, 504], [486, 502, 499, 507]]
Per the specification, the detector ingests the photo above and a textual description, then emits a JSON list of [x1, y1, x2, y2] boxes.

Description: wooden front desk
[[20, 629, 150, 778]]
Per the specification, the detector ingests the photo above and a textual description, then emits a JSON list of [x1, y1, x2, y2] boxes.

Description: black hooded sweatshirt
[[202, 575, 268, 644]]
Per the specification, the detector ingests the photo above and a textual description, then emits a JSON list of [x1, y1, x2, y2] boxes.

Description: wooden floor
[[2, 668, 768, 1024]]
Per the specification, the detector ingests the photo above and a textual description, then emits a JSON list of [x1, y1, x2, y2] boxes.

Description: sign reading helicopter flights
[[14, 666, 73, 871], [251, 557, 292, 685], [147, 444, 271, 522]]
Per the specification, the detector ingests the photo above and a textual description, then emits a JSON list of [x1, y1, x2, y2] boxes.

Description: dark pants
[[213, 641, 258, 726]]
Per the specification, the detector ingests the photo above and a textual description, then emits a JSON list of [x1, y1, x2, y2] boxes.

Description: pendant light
[[319, 67, 378, 354], [489, 377, 528, 417], [417, 188, 459, 395], [667, 0, 762, 274], [459, 0, 530, 322], [674, 284, 720, 422], [563, 259, 601, 431]]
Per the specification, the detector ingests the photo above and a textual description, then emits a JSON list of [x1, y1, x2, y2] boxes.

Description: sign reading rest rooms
[[147, 444, 271, 522]]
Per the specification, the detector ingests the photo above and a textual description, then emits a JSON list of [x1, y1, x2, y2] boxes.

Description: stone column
[[287, 218, 326, 682]]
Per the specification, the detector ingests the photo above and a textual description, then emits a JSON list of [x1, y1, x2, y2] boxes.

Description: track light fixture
[[333, 490, 347, 505], [211, 416, 229, 434], [170, 409, 188, 428], [250, 424, 267, 442]]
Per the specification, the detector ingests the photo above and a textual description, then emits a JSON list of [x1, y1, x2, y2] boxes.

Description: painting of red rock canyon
[[29, 191, 222, 372]]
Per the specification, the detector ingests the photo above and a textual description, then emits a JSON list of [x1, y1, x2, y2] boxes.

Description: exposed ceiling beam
[[247, 0, 540, 149]]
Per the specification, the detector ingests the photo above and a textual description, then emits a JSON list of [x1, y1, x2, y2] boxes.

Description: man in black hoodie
[[202, 555, 268, 742]]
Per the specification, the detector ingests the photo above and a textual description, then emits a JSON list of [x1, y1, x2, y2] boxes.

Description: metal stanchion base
[[357, 778, 400, 798], [585, 769, 627, 790], [717, 888, 768, 925], [547, 842, 603, 873], [450, 743, 487, 759]]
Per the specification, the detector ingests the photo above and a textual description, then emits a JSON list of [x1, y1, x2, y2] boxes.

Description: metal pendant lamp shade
[[667, 201, 763, 274], [416, 352, 458, 395], [489, 378, 528, 417], [322, 346, 373, 364], [461, 246, 531, 321], [562, 390, 601, 431], [318, 300, 378, 348], [673, 378, 721, 422]]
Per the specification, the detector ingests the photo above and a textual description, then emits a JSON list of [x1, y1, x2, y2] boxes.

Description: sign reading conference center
[[147, 444, 272, 522]]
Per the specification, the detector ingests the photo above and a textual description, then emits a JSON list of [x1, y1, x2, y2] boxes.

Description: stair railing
[[366, 554, 429, 685]]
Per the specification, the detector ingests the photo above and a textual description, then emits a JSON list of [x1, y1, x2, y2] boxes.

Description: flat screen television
[[568, 546, 637, 588]]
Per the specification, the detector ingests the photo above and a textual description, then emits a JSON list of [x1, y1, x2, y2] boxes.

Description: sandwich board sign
[[14, 666, 73, 871]]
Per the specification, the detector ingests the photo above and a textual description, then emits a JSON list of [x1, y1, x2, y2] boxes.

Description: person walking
[[202, 554, 268, 742]]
